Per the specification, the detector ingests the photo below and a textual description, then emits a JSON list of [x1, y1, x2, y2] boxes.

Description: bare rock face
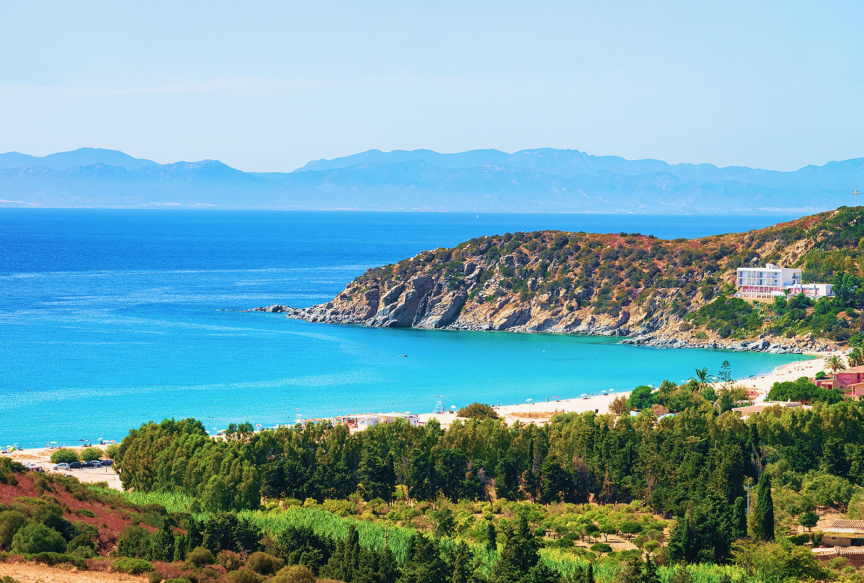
[[251, 213, 849, 352]]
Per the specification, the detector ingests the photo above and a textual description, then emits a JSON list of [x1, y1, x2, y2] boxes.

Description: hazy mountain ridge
[[0, 147, 860, 212]]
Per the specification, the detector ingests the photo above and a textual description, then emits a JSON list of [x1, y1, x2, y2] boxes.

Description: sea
[[0, 210, 808, 448]]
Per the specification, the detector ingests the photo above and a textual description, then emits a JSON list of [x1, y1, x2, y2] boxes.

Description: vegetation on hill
[[314, 206, 864, 346], [91, 385, 864, 582]]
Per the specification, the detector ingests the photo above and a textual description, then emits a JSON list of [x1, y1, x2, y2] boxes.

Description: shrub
[[67, 533, 96, 557], [590, 543, 612, 554], [456, 403, 499, 420], [31, 552, 86, 569], [50, 449, 80, 464], [271, 565, 316, 583], [80, 447, 103, 462], [165, 579, 193, 583], [246, 551, 285, 575], [217, 549, 243, 571], [148, 572, 164, 583], [117, 525, 151, 558], [105, 444, 120, 459], [226, 570, 265, 583], [11, 523, 66, 554], [186, 546, 216, 567], [0, 510, 28, 550], [114, 558, 155, 574]]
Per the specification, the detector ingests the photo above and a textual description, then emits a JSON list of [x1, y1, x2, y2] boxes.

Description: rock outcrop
[[252, 209, 861, 353]]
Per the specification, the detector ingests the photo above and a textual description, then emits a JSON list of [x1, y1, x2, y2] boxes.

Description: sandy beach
[[418, 352, 837, 427]]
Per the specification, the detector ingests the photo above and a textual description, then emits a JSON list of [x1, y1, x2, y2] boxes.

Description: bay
[[0, 210, 805, 447]]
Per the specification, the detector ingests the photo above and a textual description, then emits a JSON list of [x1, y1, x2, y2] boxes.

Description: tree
[[11, 523, 66, 554], [493, 516, 540, 583], [751, 473, 775, 542], [0, 511, 28, 550], [799, 511, 819, 532], [272, 565, 315, 583], [485, 521, 497, 553], [717, 360, 733, 388], [456, 403, 499, 420], [50, 448, 79, 464], [80, 446, 103, 462], [694, 368, 710, 389], [825, 355, 847, 373], [850, 348, 864, 367]]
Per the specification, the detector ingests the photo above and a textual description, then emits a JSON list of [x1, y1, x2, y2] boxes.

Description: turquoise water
[[0, 210, 803, 447]]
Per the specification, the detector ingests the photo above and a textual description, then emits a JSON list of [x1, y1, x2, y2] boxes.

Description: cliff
[[256, 207, 864, 353]]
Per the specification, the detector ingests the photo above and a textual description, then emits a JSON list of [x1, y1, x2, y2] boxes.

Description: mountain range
[[0, 147, 861, 213]]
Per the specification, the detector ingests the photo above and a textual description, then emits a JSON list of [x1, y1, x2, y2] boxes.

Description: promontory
[[255, 207, 864, 354]]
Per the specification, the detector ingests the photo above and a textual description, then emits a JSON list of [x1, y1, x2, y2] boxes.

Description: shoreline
[[418, 352, 833, 427]]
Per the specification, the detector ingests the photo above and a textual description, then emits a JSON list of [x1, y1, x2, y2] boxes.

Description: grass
[[109, 490, 759, 582]]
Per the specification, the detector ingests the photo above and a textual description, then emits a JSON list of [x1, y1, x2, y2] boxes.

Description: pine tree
[[585, 563, 594, 583], [753, 472, 775, 541], [185, 517, 202, 554], [450, 541, 475, 583], [493, 516, 539, 583]]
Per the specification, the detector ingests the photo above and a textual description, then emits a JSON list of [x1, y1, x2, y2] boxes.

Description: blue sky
[[0, 1, 861, 172]]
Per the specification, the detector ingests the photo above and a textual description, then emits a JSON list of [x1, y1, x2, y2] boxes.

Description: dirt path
[[0, 562, 146, 583]]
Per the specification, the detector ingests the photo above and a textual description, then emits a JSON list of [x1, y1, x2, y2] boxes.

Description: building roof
[[826, 519, 864, 534], [836, 366, 864, 375]]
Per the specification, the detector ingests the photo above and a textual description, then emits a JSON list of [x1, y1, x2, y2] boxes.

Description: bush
[[590, 543, 612, 554], [117, 525, 151, 558], [114, 558, 155, 574], [0, 510, 28, 550], [11, 523, 66, 554], [31, 552, 86, 569], [50, 449, 80, 464], [456, 403, 499, 420], [246, 551, 285, 575], [105, 444, 120, 459], [226, 570, 265, 583], [80, 447, 103, 462], [186, 546, 216, 567], [217, 549, 243, 571], [165, 579, 193, 583], [148, 572, 164, 583], [271, 565, 316, 583]]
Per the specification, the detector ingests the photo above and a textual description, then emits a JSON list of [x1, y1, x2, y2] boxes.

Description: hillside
[[1, 147, 862, 212], [260, 207, 864, 352]]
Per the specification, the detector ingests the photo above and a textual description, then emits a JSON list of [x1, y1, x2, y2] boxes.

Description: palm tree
[[693, 367, 710, 390], [825, 355, 848, 373], [850, 348, 864, 368]]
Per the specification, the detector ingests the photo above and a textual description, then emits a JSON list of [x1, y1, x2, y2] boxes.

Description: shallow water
[[0, 210, 803, 447]]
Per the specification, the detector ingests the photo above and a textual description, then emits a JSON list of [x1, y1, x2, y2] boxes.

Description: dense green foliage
[[767, 377, 843, 404], [49, 448, 79, 464], [457, 403, 500, 420]]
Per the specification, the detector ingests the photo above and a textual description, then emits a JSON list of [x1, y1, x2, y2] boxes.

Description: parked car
[[68, 462, 83, 469], [83, 460, 102, 468], [52, 463, 70, 470], [101, 459, 113, 467]]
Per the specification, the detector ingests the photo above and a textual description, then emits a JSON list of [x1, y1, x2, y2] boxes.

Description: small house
[[823, 520, 864, 547]]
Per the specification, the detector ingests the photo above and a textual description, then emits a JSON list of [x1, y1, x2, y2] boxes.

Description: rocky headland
[[254, 208, 864, 354]]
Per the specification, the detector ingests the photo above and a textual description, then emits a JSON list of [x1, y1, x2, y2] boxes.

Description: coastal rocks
[[492, 306, 531, 330], [415, 291, 467, 328]]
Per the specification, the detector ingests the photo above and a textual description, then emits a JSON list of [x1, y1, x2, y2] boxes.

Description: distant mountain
[[0, 147, 861, 213], [0, 147, 156, 171]]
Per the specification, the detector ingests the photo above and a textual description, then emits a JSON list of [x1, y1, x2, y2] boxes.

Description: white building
[[335, 412, 421, 431], [735, 264, 832, 300]]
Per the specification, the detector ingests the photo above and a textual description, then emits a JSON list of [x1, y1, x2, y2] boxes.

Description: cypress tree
[[585, 563, 594, 583], [753, 472, 775, 541], [667, 514, 690, 564], [485, 521, 497, 553], [172, 534, 185, 562]]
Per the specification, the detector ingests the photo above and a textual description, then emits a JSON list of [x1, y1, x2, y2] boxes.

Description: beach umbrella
[[580, 393, 588, 397], [553, 395, 558, 399], [450, 405, 457, 409], [526, 398, 533, 402], [608, 389, 615, 393]]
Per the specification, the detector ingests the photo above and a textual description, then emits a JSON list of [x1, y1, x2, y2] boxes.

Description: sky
[[0, 1, 862, 172]]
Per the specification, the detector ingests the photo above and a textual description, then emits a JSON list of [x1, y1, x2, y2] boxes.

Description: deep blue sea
[[0, 210, 807, 447]]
